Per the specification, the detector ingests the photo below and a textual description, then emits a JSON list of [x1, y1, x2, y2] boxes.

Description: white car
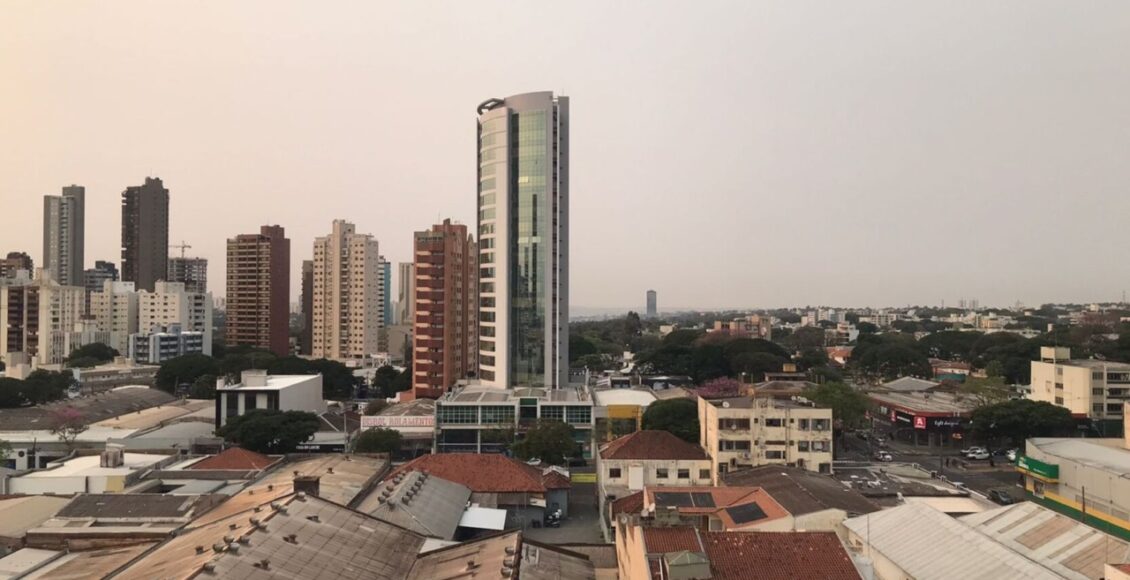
[[874, 451, 893, 462], [1006, 449, 1018, 462], [967, 450, 991, 460], [962, 447, 987, 458]]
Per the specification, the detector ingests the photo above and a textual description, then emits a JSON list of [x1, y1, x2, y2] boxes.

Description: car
[[875, 437, 887, 447], [874, 451, 893, 462], [988, 489, 1016, 505], [967, 450, 991, 460], [962, 446, 987, 458], [1006, 449, 1018, 462]]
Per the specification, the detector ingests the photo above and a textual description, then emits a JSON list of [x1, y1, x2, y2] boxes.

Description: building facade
[[476, 91, 569, 388], [699, 396, 834, 479], [379, 256, 392, 327], [42, 185, 85, 287], [396, 261, 415, 325], [0, 271, 85, 365], [120, 177, 170, 292], [645, 290, 657, 318], [434, 385, 593, 457], [129, 323, 205, 364], [410, 220, 478, 400], [167, 256, 208, 294], [89, 280, 139, 354], [300, 259, 313, 355], [138, 281, 213, 356], [225, 225, 290, 356], [0, 252, 33, 279], [311, 220, 382, 359], [215, 370, 326, 428], [1030, 346, 1130, 434], [82, 260, 119, 315]]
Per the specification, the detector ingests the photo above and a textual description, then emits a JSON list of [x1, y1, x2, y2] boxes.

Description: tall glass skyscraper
[[476, 92, 569, 388]]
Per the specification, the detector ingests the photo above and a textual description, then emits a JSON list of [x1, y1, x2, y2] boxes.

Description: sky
[[2, 1, 1129, 311]]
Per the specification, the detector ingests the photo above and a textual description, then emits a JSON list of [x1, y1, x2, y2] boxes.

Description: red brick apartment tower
[[226, 225, 291, 356]]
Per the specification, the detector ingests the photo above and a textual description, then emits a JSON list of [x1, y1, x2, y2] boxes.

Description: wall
[[845, 529, 912, 580], [601, 458, 713, 491], [279, 375, 326, 415], [614, 521, 651, 580], [8, 476, 88, 495], [793, 509, 850, 538]]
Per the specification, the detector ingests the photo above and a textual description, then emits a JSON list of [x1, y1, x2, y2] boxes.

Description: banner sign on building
[[360, 415, 436, 430]]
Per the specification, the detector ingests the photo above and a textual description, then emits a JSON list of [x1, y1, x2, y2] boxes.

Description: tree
[[364, 400, 390, 415], [697, 377, 742, 399], [784, 327, 827, 350], [970, 399, 1075, 447], [577, 353, 615, 372], [217, 410, 321, 454], [856, 322, 879, 335], [958, 377, 1011, 408], [919, 331, 982, 362], [0, 378, 21, 408], [0, 439, 10, 462], [730, 352, 786, 382], [511, 420, 577, 465], [641, 398, 700, 443], [50, 407, 88, 448], [157, 354, 220, 393], [65, 343, 119, 365], [188, 375, 218, 399], [372, 365, 403, 397], [806, 382, 868, 430], [21, 371, 73, 404], [354, 427, 402, 454], [65, 356, 103, 369]]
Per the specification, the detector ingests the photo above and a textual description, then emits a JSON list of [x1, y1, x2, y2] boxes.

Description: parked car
[[1006, 449, 1018, 462], [988, 489, 1016, 505], [962, 446, 988, 458], [875, 437, 887, 447], [874, 451, 893, 462], [967, 450, 991, 460]]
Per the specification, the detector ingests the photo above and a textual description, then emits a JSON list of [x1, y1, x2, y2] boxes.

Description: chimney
[[294, 474, 321, 497], [100, 443, 125, 468]]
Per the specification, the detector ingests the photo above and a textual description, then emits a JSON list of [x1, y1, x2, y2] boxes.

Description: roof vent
[[223, 535, 235, 544], [466, 560, 480, 571], [504, 546, 516, 555], [212, 543, 225, 553], [307, 515, 320, 523], [401, 496, 411, 504], [270, 502, 282, 510], [238, 536, 251, 545], [267, 484, 274, 491], [228, 523, 238, 530], [202, 562, 216, 573], [504, 556, 516, 567], [501, 566, 514, 577], [228, 543, 240, 554], [296, 491, 307, 500], [285, 534, 298, 544], [195, 546, 205, 555], [254, 559, 270, 570]]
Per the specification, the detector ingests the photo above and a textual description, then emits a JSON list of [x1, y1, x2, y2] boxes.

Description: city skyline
[[3, 2, 1130, 309]]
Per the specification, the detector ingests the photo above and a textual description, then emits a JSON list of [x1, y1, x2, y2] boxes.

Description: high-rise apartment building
[[83, 261, 119, 315], [168, 256, 208, 294], [90, 280, 139, 354], [311, 220, 381, 359], [121, 177, 170, 292], [300, 260, 313, 355], [476, 91, 569, 388], [225, 226, 290, 356], [138, 281, 213, 355], [379, 257, 392, 327], [0, 252, 33, 279], [409, 220, 478, 400], [0, 271, 85, 366], [646, 290, 657, 318], [43, 185, 85, 286], [395, 262, 415, 325]]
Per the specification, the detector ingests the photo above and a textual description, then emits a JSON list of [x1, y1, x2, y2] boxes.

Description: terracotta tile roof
[[384, 454, 570, 494], [188, 447, 278, 471], [642, 526, 702, 554], [643, 486, 791, 530], [599, 430, 708, 461], [611, 491, 644, 517], [699, 531, 861, 580]]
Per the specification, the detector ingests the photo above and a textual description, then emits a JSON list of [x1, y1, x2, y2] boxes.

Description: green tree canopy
[[156, 354, 221, 393], [805, 382, 868, 430], [216, 410, 321, 454], [354, 427, 402, 454], [511, 420, 577, 465], [970, 399, 1075, 447], [918, 331, 983, 361], [641, 398, 700, 443], [850, 337, 931, 381], [65, 343, 119, 365], [188, 374, 218, 399], [65, 356, 103, 369]]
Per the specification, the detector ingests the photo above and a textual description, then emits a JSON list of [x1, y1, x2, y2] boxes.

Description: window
[[437, 406, 478, 424], [721, 440, 751, 451], [798, 441, 810, 452], [566, 407, 592, 424], [609, 468, 622, 479], [765, 451, 785, 460], [677, 469, 690, 479], [1094, 403, 1104, 414], [540, 406, 564, 421], [656, 468, 669, 479], [765, 418, 783, 427], [1055, 397, 1064, 404], [798, 419, 809, 430], [481, 406, 515, 424], [718, 419, 750, 430], [1093, 388, 1104, 395], [699, 469, 710, 480], [1094, 372, 1105, 380]]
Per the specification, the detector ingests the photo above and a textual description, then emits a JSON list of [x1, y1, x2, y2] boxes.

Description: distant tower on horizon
[[476, 91, 569, 389], [646, 290, 658, 318], [43, 185, 85, 286], [121, 177, 169, 292]]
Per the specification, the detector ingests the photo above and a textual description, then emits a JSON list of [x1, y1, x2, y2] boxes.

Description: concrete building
[[120, 177, 169, 292], [225, 225, 290, 356], [6, 447, 175, 495], [1030, 346, 1130, 433], [593, 388, 659, 442], [138, 281, 213, 356], [868, 389, 976, 448], [435, 383, 593, 457], [63, 320, 112, 358], [89, 280, 139, 354], [215, 370, 326, 428], [410, 220, 478, 400], [129, 323, 205, 363], [69, 358, 159, 392], [166, 256, 207, 294], [476, 91, 569, 388], [645, 290, 657, 318], [42, 185, 84, 287], [699, 395, 834, 479], [396, 261, 415, 325], [598, 431, 712, 499], [311, 220, 382, 360], [0, 252, 33, 279], [379, 256, 392, 327], [0, 271, 85, 366], [722, 465, 880, 537], [82, 260, 118, 315], [300, 259, 313, 355]]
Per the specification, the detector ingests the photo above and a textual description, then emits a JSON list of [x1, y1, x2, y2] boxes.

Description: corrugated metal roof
[[844, 503, 1062, 580]]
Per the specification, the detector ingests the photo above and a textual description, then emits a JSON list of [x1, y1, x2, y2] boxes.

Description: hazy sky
[[3, 1, 1129, 310]]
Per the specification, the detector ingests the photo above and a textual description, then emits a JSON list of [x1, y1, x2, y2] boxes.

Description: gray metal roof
[[1030, 438, 1130, 475], [0, 496, 71, 538], [881, 376, 941, 392], [57, 494, 203, 520], [0, 387, 177, 430], [361, 471, 472, 540]]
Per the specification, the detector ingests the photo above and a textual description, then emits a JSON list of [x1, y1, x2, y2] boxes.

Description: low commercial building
[[70, 357, 159, 392], [1030, 346, 1130, 434], [128, 323, 205, 363], [6, 446, 176, 495], [699, 395, 833, 480], [599, 431, 712, 493], [215, 370, 326, 428], [592, 388, 658, 442], [434, 384, 594, 457], [867, 390, 975, 447], [360, 398, 436, 459]]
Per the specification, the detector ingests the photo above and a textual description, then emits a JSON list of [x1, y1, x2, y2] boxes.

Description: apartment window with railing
[[718, 419, 750, 431]]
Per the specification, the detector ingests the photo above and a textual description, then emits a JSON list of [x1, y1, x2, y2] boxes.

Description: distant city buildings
[[0, 271, 85, 365], [1030, 346, 1130, 432], [225, 225, 290, 356], [167, 256, 208, 294], [311, 220, 382, 359], [476, 91, 570, 388], [120, 177, 170, 292], [395, 261, 415, 326], [409, 219, 477, 400], [0, 251, 33, 279], [138, 281, 213, 356], [89, 280, 139, 353], [646, 289, 657, 318], [42, 185, 85, 286], [300, 259, 313, 355], [129, 322, 205, 364], [82, 260, 119, 315]]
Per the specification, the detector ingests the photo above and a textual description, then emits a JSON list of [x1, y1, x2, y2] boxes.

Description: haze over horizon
[[3, 1, 1129, 309]]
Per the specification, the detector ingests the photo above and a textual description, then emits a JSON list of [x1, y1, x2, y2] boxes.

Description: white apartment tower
[[137, 281, 213, 355], [476, 92, 570, 388], [43, 185, 85, 287], [311, 220, 382, 359], [0, 271, 85, 366], [90, 280, 139, 354]]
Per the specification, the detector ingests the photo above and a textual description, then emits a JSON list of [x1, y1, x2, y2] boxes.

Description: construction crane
[[170, 241, 192, 259]]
